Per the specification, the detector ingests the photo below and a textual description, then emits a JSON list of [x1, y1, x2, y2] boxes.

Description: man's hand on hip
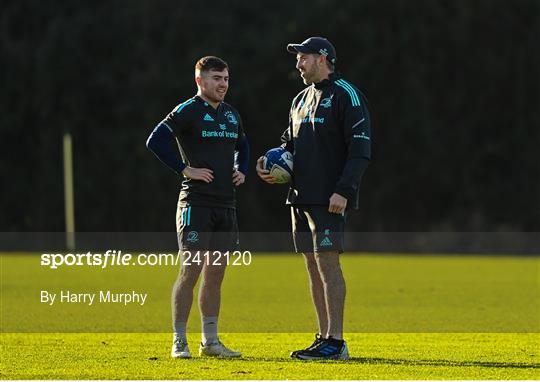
[[328, 193, 347, 214], [182, 166, 214, 183]]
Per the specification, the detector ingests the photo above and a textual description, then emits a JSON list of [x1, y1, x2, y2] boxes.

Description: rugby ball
[[263, 147, 293, 184]]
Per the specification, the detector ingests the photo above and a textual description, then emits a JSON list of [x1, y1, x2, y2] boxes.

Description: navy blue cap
[[287, 37, 337, 65]]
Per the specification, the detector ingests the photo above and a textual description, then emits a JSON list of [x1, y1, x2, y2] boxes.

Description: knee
[[201, 265, 226, 288], [315, 254, 343, 285], [176, 267, 201, 289], [321, 272, 345, 290]]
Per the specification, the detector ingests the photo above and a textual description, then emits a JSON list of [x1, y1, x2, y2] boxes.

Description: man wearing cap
[[257, 37, 372, 360]]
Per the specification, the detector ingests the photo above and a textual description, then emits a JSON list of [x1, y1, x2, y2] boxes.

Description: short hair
[[312, 53, 335, 72], [325, 60, 335, 72], [319, 55, 335, 72], [195, 56, 228, 73]]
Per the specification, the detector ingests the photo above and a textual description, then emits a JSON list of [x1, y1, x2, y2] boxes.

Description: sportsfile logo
[[40, 250, 183, 269], [40, 250, 252, 269]]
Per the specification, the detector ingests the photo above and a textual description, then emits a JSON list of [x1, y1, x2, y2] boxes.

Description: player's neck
[[312, 70, 332, 85], [197, 92, 221, 109]]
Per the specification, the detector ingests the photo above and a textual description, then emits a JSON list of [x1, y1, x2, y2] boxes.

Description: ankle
[[326, 335, 344, 343]]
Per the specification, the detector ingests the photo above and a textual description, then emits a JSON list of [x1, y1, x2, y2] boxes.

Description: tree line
[[1, 0, 538, 232]]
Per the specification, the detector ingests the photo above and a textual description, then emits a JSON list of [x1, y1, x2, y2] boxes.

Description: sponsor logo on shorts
[[320, 228, 333, 247], [187, 231, 199, 243], [320, 237, 333, 247]]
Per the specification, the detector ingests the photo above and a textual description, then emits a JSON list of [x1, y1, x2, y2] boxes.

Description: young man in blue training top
[[147, 56, 249, 358]]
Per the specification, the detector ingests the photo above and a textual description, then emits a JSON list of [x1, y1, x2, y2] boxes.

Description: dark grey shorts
[[291, 205, 346, 254], [176, 205, 239, 251]]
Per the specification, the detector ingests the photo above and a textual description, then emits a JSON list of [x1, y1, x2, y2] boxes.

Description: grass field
[[2, 333, 538, 379], [1, 252, 539, 379]]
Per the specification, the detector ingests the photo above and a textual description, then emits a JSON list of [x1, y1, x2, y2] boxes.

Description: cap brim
[[287, 43, 313, 54]]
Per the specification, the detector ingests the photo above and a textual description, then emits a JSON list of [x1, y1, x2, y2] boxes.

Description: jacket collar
[[313, 71, 341, 89]]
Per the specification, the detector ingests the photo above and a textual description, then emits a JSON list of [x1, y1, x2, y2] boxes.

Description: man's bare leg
[[196, 251, 241, 357], [315, 251, 346, 340], [199, 254, 227, 345], [171, 253, 203, 338], [303, 252, 328, 336]]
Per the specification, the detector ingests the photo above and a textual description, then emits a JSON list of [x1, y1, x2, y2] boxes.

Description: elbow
[[242, 140, 251, 158]]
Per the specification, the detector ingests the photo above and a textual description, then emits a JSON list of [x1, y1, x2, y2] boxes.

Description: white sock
[[201, 316, 218, 345], [173, 321, 187, 342]]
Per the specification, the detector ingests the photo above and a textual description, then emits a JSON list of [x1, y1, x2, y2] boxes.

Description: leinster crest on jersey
[[320, 97, 332, 108], [224, 111, 238, 125]]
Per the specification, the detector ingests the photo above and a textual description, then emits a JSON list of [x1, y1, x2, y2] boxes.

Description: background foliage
[[1, 0, 538, 232]]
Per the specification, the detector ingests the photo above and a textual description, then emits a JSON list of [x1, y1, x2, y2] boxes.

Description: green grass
[[1, 252, 539, 379], [2, 333, 538, 379]]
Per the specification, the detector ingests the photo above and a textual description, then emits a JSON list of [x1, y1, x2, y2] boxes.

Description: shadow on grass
[[237, 357, 539, 369], [348, 357, 539, 369]]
